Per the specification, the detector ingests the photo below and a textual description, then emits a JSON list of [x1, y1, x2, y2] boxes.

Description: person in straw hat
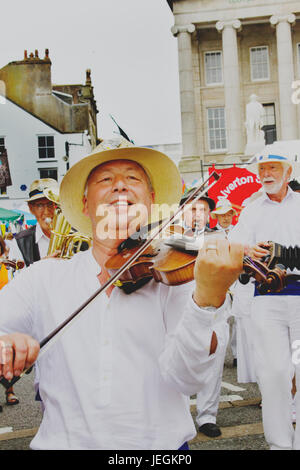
[[0, 138, 243, 450], [229, 142, 300, 450], [7, 178, 60, 266], [211, 199, 236, 236]]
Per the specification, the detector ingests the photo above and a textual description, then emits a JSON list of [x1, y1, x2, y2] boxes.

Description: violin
[[0, 257, 25, 271], [105, 230, 288, 295]]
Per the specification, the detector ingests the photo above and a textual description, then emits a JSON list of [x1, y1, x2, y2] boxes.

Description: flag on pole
[[110, 115, 134, 143]]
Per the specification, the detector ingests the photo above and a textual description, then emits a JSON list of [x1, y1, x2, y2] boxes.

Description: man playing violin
[[0, 139, 243, 450], [229, 143, 300, 450]]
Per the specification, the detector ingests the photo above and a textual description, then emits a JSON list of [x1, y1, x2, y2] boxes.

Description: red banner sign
[[208, 165, 262, 226]]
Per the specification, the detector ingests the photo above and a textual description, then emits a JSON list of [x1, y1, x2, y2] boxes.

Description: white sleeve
[[228, 207, 255, 246], [159, 285, 230, 396]]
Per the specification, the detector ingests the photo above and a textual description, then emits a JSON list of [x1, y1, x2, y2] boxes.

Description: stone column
[[216, 19, 243, 155], [171, 24, 197, 157], [270, 14, 298, 140]]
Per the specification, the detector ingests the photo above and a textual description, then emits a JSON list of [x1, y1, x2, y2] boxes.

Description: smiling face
[[28, 197, 56, 237], [82, 159, 155, 243]]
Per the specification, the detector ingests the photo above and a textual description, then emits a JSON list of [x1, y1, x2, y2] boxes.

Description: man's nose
[[112, 176, 128, 192], [44, 204, 55, 216]]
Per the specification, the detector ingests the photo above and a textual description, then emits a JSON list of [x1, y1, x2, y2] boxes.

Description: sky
[[0, 0, 182, 146]]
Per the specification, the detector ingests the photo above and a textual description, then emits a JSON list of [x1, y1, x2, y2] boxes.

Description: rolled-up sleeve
[[159, 290, 230, 396]]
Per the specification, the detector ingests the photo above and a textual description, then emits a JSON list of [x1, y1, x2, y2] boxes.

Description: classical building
[[168, 0, 300, 183], [0, 49, 98, 209]]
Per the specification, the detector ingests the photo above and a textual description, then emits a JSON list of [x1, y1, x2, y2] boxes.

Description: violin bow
[[0, 172, 221, 389]]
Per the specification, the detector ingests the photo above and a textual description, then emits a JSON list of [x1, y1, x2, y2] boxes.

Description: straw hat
[[211, 199, 236, 219], [59, 138, 182, 236], [26, 178, 59, 203]]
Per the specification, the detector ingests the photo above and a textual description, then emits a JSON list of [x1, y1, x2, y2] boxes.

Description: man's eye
[[99, 177, 111, 182]]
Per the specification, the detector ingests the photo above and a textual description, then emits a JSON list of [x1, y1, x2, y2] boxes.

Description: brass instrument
[[44, 187, 92, 258]]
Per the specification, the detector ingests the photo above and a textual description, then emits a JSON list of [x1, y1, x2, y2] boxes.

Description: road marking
[[0, 427, 38, 442], [219, 394, 243, 402], [0, 427, 12, 434], [190, 422, 264, 443], [221, 381, 246, 392], [190, 394, 243, 406]]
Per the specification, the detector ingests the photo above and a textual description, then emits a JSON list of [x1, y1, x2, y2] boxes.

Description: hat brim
[[211, 208, 236, 219], [248, 158, 299, 178], [60, 147, 182, 237], [26, 193, 50, 203]]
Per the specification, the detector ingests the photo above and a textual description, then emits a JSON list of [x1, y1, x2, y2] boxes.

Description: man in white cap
[[7, 178, 60, 266], [229, 143, 300, 450], [211, 199, 236, 237], [0, 139, 243, 450]]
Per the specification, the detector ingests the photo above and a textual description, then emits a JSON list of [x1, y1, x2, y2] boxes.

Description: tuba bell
[[44, 187, 92, 258]]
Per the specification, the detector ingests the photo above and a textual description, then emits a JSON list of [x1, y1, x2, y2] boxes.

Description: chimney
[[86, 68, 91, 85]]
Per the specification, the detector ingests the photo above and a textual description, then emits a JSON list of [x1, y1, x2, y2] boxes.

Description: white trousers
[[251, 295, 300, 450], [236, 316, 257, 383], [230, 318, 237, 359], [196, 320, 229, 427]]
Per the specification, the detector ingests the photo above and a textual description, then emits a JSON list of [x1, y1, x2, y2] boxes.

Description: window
[[38, 135, 55, 159], [205, 52, 223, 85], [262, 103, 276, 145], [207, 107, 227, 151], [0, 137, 5, 154], [250, 46, 270, 81], [39, 168, 58, 180], [0, 137, 6, 195]]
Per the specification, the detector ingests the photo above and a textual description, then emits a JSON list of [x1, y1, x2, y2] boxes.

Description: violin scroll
[[240, 256, 287, 294]]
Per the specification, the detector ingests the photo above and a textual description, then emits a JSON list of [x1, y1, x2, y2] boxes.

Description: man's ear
[[82, 196, 89, 217]]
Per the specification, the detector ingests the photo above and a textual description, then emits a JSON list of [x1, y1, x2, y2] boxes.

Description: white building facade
[[0, 98, 91, 210], [168, 0, 300, 183]]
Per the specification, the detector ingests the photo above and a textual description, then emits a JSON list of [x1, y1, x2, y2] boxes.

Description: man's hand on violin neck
[[193, 239, 244, 308], [0, 333, 39, 381]]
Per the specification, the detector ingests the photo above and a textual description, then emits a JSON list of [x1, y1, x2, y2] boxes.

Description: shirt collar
[[36, 223, 48, 243], [262, 185, 294, 203], [85, 246, 102, 276]]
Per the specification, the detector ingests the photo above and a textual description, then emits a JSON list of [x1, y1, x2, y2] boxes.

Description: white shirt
[[229, 187, 300, 273], [6, 223, 49, 262], [0, 249, 229, 450]]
